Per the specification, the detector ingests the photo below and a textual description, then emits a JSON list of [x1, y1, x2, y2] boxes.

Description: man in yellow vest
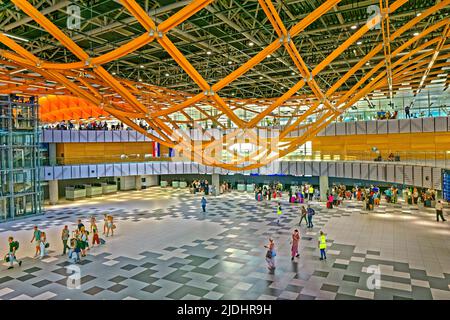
[[318, 231, 327, 261], [308, 185, 314, 201]]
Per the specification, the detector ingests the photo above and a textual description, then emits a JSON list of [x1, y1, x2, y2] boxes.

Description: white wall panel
[[325, 123, 336, 136], [432, 167, 442, 190], [87, 131, 96, 142], [386, 165, 395, 182], [395, 165, 403, 184], [43, 130, 53, 143], [120, 131, 129, 142], [53, 166, 62, 180], [53, 130, 62, 143], [422, 167, 432, 188], [304, 162, 312, 175], [377, 164, 386, 182], [369, 164, 378, 180], [312, 162, 320, 176], [403, 165, 413, 185], [281, 162, 289, 174], [297, 162, 305, 176], [435, 117, 447, 132], [399, 119, 410, 133], [366, 121, 377, 135], [175, 162, 183, 174], [145, 163, 153, 175], [360, 163, 369, 180], [346, 122, 356, 135], [129, 163, 138, 176], [410, 118, 423, 133], [377, 121, 387, 134], [289, 162, 297, 175], [153, 162, 161, 174], [336, 162, 344, 177], [128, 130, 137, 141], [344, 163, 352, 178], [422, 118, 434, 132], [105, 164, 113, 176], [160, 162, 169, 174], [97, 164, 106, 177], [71, 166, 80, 179], [79, 131, 88, 142], [328, 162, 336, 177], [62, 166, 72, 179], [96, 131, 105, 142], [62, 130, 71, 142], [104, 131, 113, 142], [356, 121, 366, 135], [335, 122, 346, 135], [413, 166, 422, 187], [70, 130, 80, 142], [168, 162, 176, 175], [352, 163, 360, 179], [387, 119, 399, 133], [80, 165, 89, 178]]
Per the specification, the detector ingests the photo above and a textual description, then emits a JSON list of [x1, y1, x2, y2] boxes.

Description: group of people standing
[[5, 214, 116, 269]]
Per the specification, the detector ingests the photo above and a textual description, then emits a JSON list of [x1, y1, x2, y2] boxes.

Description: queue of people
[[4, 214, 116, 269]]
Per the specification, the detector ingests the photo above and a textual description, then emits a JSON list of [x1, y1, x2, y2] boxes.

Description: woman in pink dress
[[291, 229, 300, 261]]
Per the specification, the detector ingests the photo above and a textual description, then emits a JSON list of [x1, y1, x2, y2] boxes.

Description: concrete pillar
[[48, 143, 57, 165], [211, 174, 220, 196], [135, 175, 142, 190], [49, 179, 59, 205], [319, 176, 329, 202]]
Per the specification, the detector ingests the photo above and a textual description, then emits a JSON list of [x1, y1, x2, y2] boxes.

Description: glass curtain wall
[[0, 94, 42, 220]]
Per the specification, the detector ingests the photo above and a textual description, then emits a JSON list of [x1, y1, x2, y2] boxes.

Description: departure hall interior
[[0, 0, 449, 302]]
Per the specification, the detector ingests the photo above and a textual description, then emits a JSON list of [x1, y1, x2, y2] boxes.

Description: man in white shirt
[[435, 200, 447, 222]]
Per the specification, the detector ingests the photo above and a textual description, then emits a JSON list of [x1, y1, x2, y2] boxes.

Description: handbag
[[45, 243, 50, 248], [265, 250, 272, 259], [112, 224, 116, 230]]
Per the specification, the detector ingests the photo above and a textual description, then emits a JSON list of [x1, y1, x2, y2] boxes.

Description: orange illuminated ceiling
[[39, 95, 109, 123], [0, 0, 449, 170]]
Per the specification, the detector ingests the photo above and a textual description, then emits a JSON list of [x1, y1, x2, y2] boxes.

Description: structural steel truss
[[0, 0, 449, 170]]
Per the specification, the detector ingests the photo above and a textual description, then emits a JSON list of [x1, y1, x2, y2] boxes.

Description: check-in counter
[[85, 184, 103, 197], [237, 184, 246, 192], [160, 180, 168, 188], [172, 181, 179, 188], [246, 184, 255, 192], [179, 181, 187, 188], [65, 186, 86, 200], [101, 182, 118, 194]]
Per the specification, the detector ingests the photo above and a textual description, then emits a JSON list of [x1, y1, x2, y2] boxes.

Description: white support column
[[211, 174, 220, 196], [135, 175, 142, 190], [49, 179, 59, 205], [48, 143, 57, 166], [319, 176, 329, 202]]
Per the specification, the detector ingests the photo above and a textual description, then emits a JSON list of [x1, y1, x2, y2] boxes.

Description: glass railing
[[282, 151, 450, 168], [53, 154, 174, 165]]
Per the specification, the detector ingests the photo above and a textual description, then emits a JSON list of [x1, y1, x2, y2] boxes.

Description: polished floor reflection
[[0, 187, 449, 300]]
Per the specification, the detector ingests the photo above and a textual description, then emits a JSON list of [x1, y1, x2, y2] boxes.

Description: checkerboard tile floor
[[0, 187, 449, 300]]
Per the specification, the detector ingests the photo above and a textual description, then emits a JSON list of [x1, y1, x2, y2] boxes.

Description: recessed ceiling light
[[259, 76, 263, 79], [231, 93, 235, 96], [165, 73, 169, 77], [228, 61, 232, 65], [139, 79, 142, 82], [267, 54, 271, 58], [140, 65, 144, 68], [248, 41, 254, 47], [206, 51, 212, 55], [413, 32, 419, 36], [357, 41, 362, 45], [291, 72, 295, 75], [112, 72, 116, 75], [417, 13, 422, 16], [351, 25, 357, 30]]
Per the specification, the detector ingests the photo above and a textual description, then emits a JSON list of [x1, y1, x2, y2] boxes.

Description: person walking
[[201, 196, 207, 213], [30, 226, 41, 258], [91, 221, 100, 246], [264, 238, 276, 271], [61, 225, 70, 256], [308, 185, 314, 201], [405, 105, 411, 118], [299, 206, 308, 226], [291, 229, 300, 261], [106, 215, 115, 237], [318, 231, 327, 261], [6, 237, 22, 269], [436, 200, 447, 222], [102, 213, 108, 235], [276, 202, 282, 225], [77, 219, 84, 231], [307, 205, 315, 228], [39, 232, 47, 259]]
